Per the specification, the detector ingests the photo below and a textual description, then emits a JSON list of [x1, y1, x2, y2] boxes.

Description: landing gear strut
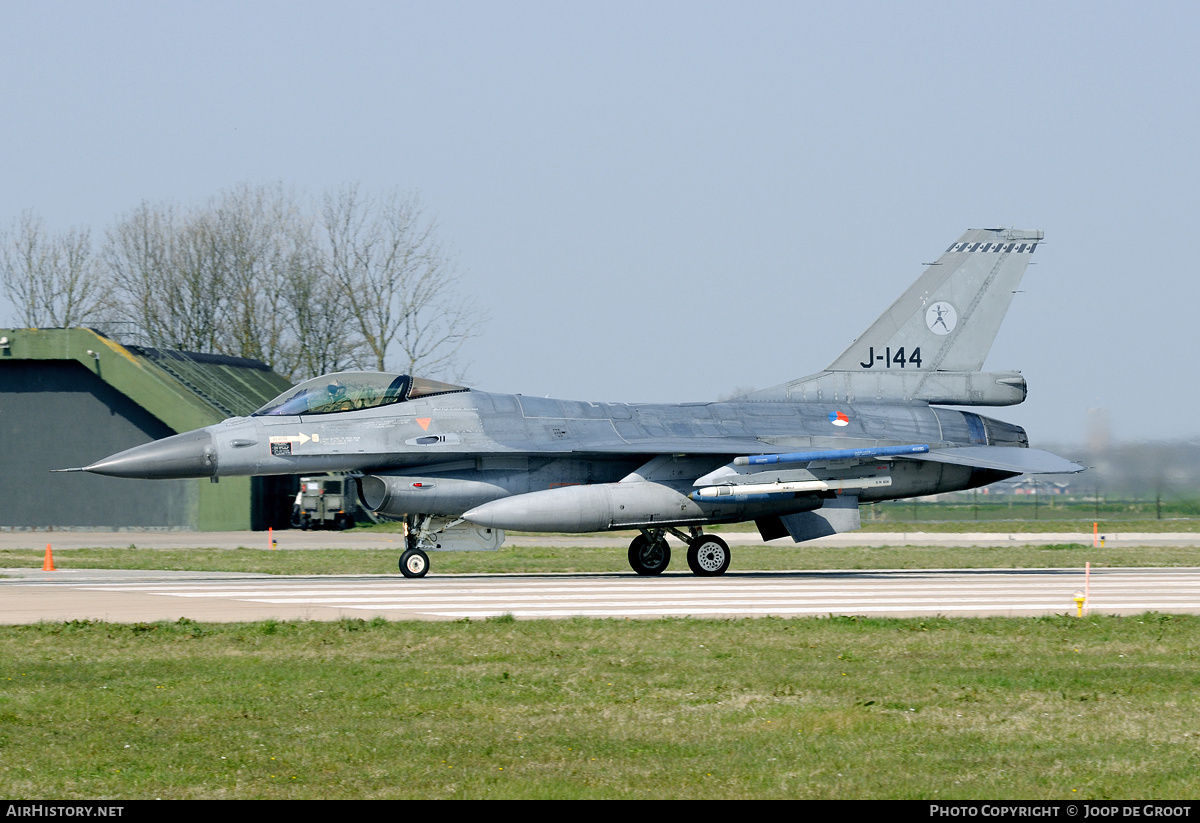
[[398, 514, 452, 578]]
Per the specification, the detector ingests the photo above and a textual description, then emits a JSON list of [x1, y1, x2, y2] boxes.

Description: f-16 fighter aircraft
[[70, 228, 1083, 577]]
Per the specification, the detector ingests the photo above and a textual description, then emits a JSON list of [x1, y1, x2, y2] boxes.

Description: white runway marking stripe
[[73, 584, 1144, 599], [76, 573, 1200, 593], [240, 594, 1092, 606], [47, 568, 1200, 619]]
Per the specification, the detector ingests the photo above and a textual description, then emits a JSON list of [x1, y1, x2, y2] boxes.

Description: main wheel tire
[[399, 548, 430, 578], [687, 534, 730, 576], [628, 534, 671, 576]]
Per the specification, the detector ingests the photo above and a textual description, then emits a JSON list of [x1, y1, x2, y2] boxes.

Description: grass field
[[3, 537, 1200, 577], [2, 615, 1198, 799], [4, 520, 1199, 799]]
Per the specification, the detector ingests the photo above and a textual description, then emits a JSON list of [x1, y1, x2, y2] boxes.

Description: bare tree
[[167, 209, 227, 352], [209, 183, 322, 377], [205, 182, 368, 380], [9, 183, 485, 382], [1, 211, 107, 328], [105, 201, 229, 351], [103, 201, 182, 347], [284, 254, 363, 379], [103, 189, 292, 359], [321, 185, 484, 377]]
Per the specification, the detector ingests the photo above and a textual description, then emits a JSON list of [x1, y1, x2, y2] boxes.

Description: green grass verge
[[856, 519, 1200, 533], [2, 540, 1200, 576], [2, 615, 1198, 799]]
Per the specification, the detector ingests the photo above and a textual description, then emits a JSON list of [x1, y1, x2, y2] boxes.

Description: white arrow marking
[[269, 433, 315, 445]]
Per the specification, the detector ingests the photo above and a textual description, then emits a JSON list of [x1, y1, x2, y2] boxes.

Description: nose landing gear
[[399, 547, 430, 578], [398, 514, 447, 578]]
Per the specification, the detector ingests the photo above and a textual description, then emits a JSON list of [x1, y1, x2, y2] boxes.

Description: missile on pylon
[[689, 474, 891, 502]]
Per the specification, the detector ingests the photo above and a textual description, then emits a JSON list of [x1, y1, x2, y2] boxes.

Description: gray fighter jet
[[69, 228, 1083, 577]]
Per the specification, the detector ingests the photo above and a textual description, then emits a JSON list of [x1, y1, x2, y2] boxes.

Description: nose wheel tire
[[400, 548, 430, 578], [628, 534, 671, 575], [687, 534, 730, 576]]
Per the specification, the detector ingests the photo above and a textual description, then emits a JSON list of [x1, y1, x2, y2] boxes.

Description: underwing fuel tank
[[462, 482, 704, 533]]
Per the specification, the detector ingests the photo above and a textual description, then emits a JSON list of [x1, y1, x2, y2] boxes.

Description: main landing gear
[[627, 528, 731, 577], [686, 533, 731, 576], [628, 533, 671, 575]]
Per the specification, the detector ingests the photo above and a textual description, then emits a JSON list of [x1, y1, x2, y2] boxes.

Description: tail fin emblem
[[926, 302, 957, 335]]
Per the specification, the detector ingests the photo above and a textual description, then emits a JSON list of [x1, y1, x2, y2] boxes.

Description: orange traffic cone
[[42, 543, 56, 571]]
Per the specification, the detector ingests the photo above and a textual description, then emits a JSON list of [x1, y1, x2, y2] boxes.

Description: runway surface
[[2, 529, 1198, 550], [4, 566, 1200, 623]]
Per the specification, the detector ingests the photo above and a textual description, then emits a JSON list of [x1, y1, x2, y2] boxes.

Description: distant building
[[0, 327, 296, 531]]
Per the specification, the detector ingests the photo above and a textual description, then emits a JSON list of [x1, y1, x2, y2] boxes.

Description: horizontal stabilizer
[[898, 446, 1084, 475]]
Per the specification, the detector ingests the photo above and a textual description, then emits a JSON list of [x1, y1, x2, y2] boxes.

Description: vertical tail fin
[[826, 228, 1042, 373]]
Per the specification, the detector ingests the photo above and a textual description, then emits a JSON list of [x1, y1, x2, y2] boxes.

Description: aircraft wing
[[690, 443, 1082, 489], [896, 445, 1084, 475]]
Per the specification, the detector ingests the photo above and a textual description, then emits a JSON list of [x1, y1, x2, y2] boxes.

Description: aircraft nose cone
[[83, 429, 218, 479]]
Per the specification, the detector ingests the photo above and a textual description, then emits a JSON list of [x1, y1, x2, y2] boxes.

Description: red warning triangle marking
[[416, 418, 431, 431]]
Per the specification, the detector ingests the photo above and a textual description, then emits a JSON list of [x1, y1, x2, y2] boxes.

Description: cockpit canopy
[[253, 372, 468, 417]]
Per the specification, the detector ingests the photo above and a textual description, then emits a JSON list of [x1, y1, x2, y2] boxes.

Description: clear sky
[[2, 2, 1195, 446]]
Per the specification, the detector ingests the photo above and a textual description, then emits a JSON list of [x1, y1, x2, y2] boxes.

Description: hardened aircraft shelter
[[0, 328, 294, 531]]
